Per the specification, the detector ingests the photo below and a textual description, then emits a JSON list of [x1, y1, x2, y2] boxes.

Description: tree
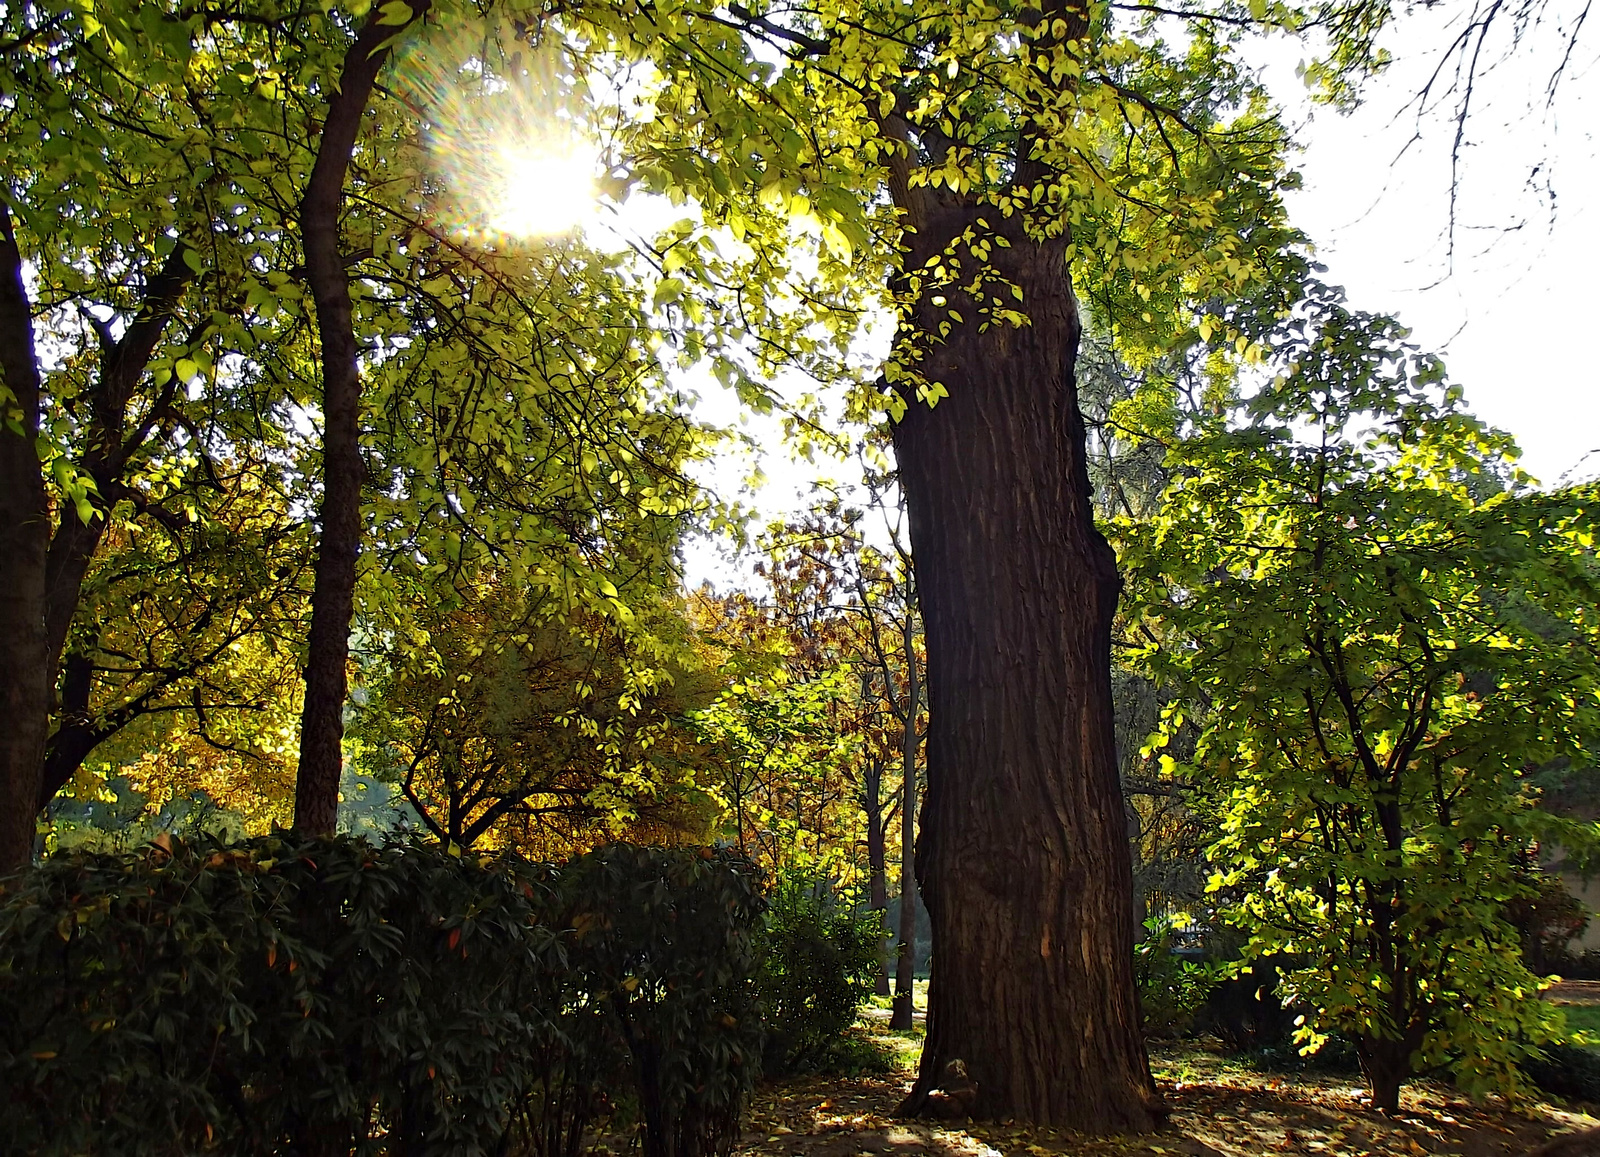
[[40, 464, 310, 807], [688, 609, 865, 877], [0, 0, 324, 870], [352, 571, 725, 853], [278, 0, 1317, 1124], [0, 205, 49, 874], [758, 485, 928, 1021], [838, 493, 925, 1030], [288, 3, 772, 836], [751, 514, 899, 992], [1120, 280, 1600, 1111], [701, 0, 1311, 1124], [294, 0, 432, 835]]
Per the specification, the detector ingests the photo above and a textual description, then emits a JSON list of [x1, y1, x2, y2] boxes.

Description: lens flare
[[391, 27, 600, 243]]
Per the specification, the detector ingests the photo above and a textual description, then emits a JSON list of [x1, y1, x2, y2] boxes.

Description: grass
[[864, 977, 930, 1015], [854, 1012, 924, 1073], [1557, 1002, 1600, 1047]]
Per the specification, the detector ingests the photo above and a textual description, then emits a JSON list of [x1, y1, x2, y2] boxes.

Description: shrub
[[545, 844, 765, 1157], [1196, 956, 1304, 1054], [1549, 949, 1600, 981], [1524, 1044, 1600, 1105], [1133, 915, 1219, 1038], [1506, 869, 1591, 975], [755, 874, 882, 1074], [0, 835, 764, 1157]]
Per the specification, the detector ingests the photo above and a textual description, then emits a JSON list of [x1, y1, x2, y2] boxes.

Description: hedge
[[0, 836, 764, 1157]]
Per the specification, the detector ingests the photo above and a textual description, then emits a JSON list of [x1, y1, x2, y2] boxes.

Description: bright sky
[[1252, 4, 1600, 486]]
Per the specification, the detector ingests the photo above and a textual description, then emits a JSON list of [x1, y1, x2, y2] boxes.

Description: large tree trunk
[[296, 4, 429, 835], [0, 206, 50, 876], [890, 198, 1159, 1130]]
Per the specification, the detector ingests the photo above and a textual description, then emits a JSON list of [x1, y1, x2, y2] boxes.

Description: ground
[[736, 986, 1600, 1157], [1548, 982, 1600, 1042]]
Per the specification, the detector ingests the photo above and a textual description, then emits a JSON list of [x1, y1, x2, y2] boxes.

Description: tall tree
[[574, 0, 1309, 1124], [841, 492, 925, 1031], [889, 196, 1156, 1126], [759, 490, 927, 1012], [295, 0, 433, 835], [0, 0, 319, 869], [730, 0, 1300, 1126]]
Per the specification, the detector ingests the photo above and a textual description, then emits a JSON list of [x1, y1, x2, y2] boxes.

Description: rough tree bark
[[296, 3, 430, 836], [888, 188, 1160, 1128], [0, 205, 50, 876]]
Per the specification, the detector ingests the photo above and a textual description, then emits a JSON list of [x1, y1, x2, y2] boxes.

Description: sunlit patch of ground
[[731, 1019, 1600, 1157], [1545, 981, 1600, 1046]]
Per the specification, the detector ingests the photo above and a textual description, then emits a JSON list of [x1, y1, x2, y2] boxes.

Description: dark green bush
[[1133, 916, 1219, 1038], [754, 874, 882, 1074], [0, 835, 764, 1157], [1239, 1031, 1362, 1076], [1524, 1044, 1600, 1104], [545, 845, 765, 1157]]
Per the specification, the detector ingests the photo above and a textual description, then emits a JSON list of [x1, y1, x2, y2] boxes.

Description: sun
[[388, 26, 605, 244], [390, 24, 608, 244], [480, 132, 599, 239]]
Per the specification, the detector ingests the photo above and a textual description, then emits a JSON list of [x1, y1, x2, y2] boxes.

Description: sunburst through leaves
[[393, 26, 599, 242]]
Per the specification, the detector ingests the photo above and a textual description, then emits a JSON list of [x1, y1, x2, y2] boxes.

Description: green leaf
[[376, 1, 414, 25]]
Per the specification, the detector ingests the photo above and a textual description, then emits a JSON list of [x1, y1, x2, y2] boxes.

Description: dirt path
[[1546, 981, 1600, 1006]]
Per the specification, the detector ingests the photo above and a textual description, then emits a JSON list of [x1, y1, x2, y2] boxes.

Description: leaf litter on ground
[[733, 1028, 1600, 1157]]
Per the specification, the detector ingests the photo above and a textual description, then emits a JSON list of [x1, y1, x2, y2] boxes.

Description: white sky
[[673, 7, 1600, 589], [1253, 3, 1600, 486]]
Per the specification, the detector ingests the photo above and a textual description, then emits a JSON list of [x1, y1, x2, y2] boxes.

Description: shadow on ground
[[733, 1033, 1600, 1157]]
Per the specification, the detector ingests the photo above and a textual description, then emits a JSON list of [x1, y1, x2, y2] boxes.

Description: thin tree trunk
[[38, 653, 97, 808], [296, 3, 429, 835], [1358, 1033, 1415, 1115], [864, 758, 892, 996], [889, 197, 1159, 1129], [891, 616, 920, 1030], [0, 205, 50, 876]]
